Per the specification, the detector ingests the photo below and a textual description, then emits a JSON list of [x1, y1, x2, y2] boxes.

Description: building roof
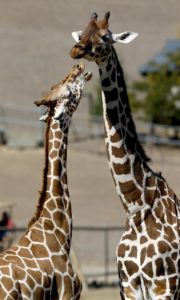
[[139, 39, 180, 76]]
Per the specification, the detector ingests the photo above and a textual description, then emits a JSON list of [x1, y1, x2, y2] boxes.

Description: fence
[[73, 226, 125, 285], [0, 94, 94, 146], [0, 99, 180, 147], [0, 225, 125, 286], [0, 103, 44, 146]]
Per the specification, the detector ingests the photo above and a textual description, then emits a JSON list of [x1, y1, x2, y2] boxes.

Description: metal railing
[[0, 225, 125, 285], [0, 100, 180, 147], [73, 226, 125, 283]]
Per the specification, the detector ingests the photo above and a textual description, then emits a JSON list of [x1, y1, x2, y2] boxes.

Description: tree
[[129, 51, 180, 128], [89, 83, 103, 117]]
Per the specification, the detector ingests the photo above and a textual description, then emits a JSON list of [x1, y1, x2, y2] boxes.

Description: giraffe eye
[[101, 35, 109, 42], [77, 44, 86, 50]]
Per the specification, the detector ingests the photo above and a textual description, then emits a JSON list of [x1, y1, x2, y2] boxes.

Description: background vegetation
[[129, 51, 180, 127], [91, 51, 180, 139]]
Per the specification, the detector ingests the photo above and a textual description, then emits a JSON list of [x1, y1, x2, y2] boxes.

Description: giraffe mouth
[[73, 62, 92, 82], [83, 72, 92, 81]]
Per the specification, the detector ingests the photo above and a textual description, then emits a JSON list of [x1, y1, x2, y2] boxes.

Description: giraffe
[[70, 12, 180, 299], [0, 62, 92, 299]]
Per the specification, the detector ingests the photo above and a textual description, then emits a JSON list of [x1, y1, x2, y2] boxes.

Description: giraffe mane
[[28, 117, 51, 228], [111, 46, 150, 163]]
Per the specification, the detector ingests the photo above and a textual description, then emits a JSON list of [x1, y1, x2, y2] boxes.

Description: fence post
[[104, 228, 109, 284]]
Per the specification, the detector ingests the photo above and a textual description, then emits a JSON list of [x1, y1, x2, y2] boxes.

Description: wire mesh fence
[[0, 96, 180, 147], [72, 226, 125, 286], [0, 225, 125, 286], [0, 94, 103, 146]]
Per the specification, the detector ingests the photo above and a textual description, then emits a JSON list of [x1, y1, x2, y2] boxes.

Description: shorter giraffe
[[0, 63, 91, 299]]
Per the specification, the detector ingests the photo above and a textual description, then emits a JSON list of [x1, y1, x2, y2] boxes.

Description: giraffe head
[[70, 12, 138, 63], [34, 62, 92, 123]]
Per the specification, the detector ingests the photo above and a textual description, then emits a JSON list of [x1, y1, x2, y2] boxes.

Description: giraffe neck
[[98, 46, 154, 216], [99, 46, 148, 159], [30, 117, 72, 241], [45, 117, 69, 199]]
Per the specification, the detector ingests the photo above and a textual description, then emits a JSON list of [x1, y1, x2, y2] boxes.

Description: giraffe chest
[[116, 207, 180, 283], [117, 223, 180, 299]]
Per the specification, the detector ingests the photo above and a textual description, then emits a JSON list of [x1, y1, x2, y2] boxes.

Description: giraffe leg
[[120, 276, 179, 300], [150, 296, 176, 300], [57, 278, 73, 300], [149, 292, 178, 300], [149, 276, 179, 300], [118, 262, 146, 300], [118, 279, 146, 300], [118, 275, 125, 300], [60, 275, 82, 300], [118, 271, 152, 300], [72, 274, 82, 300]]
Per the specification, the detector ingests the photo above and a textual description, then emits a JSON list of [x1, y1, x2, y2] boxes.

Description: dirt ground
[[83, 287, 120, 300], [0, 141, 179, 227]]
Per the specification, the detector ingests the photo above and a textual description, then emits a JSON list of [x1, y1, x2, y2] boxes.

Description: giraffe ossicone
[[70, 12, 180, 299], [0, 62, 91, 299]]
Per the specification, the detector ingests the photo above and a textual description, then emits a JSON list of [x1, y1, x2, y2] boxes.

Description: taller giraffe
[[0, 63, 91, 299], [70, 12, 180, 299]]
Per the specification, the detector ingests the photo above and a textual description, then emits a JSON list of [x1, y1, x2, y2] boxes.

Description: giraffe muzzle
[[83, 72, 92, 81]]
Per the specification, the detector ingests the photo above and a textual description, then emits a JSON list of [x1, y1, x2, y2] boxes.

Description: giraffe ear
[[54, 106, 67, 120], [39, 109, 49, 122], [111, 32, 138, 44], [72, 31, 83, 42]]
